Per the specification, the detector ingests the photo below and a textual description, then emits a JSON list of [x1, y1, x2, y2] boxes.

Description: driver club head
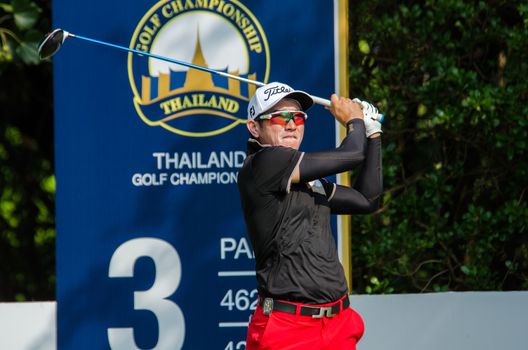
[[38, 29, 70, 60]]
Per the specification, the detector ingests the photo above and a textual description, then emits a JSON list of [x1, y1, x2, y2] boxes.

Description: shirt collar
[[246, 138, 271, 155]]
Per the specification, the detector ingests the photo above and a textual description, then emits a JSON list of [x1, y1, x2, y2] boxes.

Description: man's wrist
[[346, 118, 363, 134]]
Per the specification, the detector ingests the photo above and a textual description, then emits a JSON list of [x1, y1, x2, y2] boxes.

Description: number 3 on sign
[[107, 238, 185, 349]]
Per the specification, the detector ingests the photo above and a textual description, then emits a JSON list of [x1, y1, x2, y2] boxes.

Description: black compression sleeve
[[329, 137, 383, 214], [299, 119, 367, 182], [353, 137, 382, 201]]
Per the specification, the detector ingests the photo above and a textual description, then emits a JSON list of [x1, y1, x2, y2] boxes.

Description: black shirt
[[237, 120, 382, 304], [237, 142, 347, 303]]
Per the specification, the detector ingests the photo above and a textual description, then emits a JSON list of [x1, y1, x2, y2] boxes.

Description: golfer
[[237, 82, 383, 350]]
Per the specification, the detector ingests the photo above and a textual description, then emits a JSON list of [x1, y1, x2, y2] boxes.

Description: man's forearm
[[298, 119, 367, 183], [353, 137, 383, 203]]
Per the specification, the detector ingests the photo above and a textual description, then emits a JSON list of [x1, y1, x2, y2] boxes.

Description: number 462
[[220, 289, 258, 311]]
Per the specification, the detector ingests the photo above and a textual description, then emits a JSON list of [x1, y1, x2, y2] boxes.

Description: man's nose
[[285, 118, 297, 129]]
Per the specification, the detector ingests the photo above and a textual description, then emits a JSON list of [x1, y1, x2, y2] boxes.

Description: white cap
[[247, 82, 314, 120]]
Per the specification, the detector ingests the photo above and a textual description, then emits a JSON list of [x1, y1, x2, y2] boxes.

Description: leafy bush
[[350, 0, 528, 293], [0, 0, 54, 301]]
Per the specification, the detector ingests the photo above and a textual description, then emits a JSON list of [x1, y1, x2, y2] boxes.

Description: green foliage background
[[0, 0, 53, 301], [350, 0, 528, 293], [0, 0, 527, 300]]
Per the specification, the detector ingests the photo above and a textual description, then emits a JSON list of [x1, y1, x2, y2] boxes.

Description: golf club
[[39, 28, 384, 121]]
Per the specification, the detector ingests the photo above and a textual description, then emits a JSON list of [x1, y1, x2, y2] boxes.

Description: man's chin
[[280, 138, 300, 149]]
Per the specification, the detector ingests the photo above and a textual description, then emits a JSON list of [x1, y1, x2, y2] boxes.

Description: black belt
[[259, 296, 350, 318]]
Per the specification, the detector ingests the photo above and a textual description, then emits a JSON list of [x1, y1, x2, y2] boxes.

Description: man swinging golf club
[[39, 27, 384, 348], [237, 82, 383, 350]]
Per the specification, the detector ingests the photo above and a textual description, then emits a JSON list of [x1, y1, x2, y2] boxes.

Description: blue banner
[[54, 1, 345, 348]]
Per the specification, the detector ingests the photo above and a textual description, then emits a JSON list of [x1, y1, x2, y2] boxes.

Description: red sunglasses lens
[[269, 112, 306, 125]]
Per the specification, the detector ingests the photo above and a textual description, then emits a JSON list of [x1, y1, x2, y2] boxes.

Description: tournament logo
[[128, 0, 270, 137]]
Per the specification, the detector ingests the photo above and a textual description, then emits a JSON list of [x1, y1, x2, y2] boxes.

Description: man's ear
[[247, 120, 260, 138]]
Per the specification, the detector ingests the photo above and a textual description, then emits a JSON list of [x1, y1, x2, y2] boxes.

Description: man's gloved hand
[[353, 98, 383, 137]]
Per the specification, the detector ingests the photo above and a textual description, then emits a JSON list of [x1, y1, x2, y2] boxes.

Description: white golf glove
[[353, 98, 383, 137]]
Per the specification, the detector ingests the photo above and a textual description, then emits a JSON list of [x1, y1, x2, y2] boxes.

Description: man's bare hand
[[328, 94, 364, 126]]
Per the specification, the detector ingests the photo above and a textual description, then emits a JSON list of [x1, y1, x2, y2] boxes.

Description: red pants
[[246, 297, 364, 350]]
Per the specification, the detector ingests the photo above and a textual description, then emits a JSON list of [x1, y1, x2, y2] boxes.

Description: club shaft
[[69, 33, 332, 107], [71, 33, 264, 86], [68, 32, 384, 121]]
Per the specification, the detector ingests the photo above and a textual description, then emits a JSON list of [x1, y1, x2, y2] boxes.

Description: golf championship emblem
[[128, 0, 270, 137]]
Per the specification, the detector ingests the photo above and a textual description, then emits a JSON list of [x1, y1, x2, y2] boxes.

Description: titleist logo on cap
[[263, 85, 292, 101], [247, 82, 313, 120]]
